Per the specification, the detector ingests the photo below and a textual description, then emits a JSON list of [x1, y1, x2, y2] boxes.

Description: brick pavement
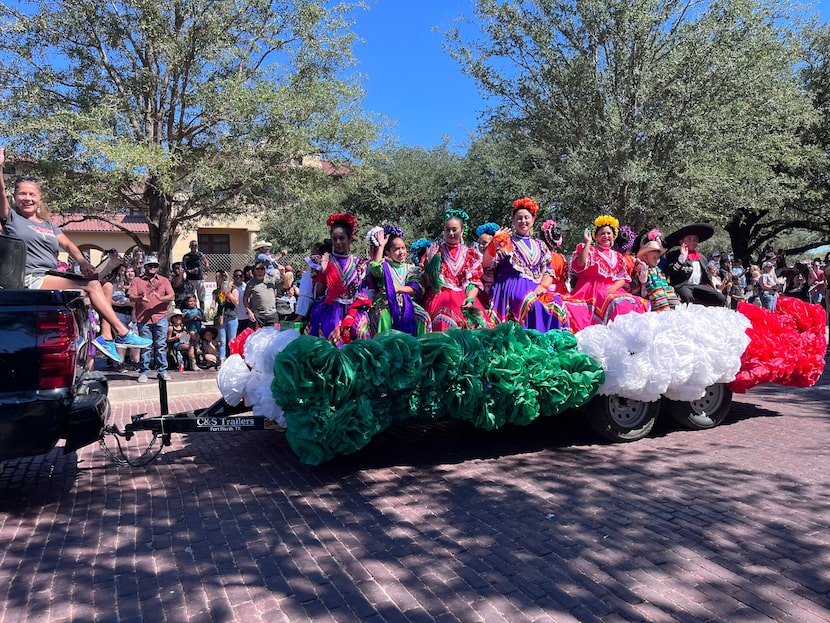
[[0, 359, 828, 622]]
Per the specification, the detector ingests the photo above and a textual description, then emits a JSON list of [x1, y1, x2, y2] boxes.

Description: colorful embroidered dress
[[369, 259, 430, 336], [547, 252, 569, 293], [307, 252, 371, 346], [490, 234, 569, 331], [423, 243, 495, 332], [636, 265, 681, 312], [566, 243, 650, 331]]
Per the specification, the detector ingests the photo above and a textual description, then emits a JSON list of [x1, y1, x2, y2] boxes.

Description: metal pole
[[158, 375, 169, 415]]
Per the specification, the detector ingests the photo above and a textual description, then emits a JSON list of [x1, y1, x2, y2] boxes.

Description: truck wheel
[[586, 394, 660, 442], [666, 384, 733, 430], [77, 371, 109, 397]]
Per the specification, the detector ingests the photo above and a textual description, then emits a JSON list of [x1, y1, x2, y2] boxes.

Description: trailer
[[100, 296, 824, 467]]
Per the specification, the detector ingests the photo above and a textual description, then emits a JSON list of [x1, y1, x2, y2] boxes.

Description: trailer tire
[[666, 383, 732, 430], [586, 394, 659, 442]]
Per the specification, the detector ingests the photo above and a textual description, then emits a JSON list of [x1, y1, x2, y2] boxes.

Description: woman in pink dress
[[422, 208, 495, 331], [566, 214, 649, 331]]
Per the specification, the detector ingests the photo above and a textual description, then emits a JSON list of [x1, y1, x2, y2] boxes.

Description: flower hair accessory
[[444, 208, 470, 237], [613, 225, 636, 252], [409, 238, 432, 259], [541, 219, 563, 248], [512, 197, 539, 217], [326, 213, 359, 240], [592, 214, 619, 239], [443, 208, 469, 223], [366, 226, 383, 247], [647, 228, 663, 244], [476, 222, 499, 237], [383, 224, 405, 239]]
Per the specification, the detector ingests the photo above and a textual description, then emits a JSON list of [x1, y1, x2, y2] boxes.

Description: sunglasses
[[14, 176, 39, 188], [254, 266, 267, 271]]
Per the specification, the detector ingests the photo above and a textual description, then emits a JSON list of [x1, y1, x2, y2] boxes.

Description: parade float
[[104, 296, 825, 466]]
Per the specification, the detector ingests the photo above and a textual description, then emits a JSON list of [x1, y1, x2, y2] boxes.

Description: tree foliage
[[0, 0, 377, 269], [446, 0, 823, 256]]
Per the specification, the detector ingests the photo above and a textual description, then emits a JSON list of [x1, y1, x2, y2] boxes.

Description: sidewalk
[[91, 357, 221, 403]]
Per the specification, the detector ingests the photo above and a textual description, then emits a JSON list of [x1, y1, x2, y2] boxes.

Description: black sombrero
[[664, 223, 715, 249]]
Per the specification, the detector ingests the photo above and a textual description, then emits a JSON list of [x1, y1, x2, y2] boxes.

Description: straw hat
[[252, 240, 272, 250], [168, 308, 183, 319], [636, 240, 667, 261]]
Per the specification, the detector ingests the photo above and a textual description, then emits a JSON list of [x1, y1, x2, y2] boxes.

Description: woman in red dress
[[422, 208, 495, 331]]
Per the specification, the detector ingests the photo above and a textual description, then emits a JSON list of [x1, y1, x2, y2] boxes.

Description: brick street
[[1, 360, 828, 622]]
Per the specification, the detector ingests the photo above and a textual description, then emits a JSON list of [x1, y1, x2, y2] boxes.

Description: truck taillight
[[37, 309, 78, 390]]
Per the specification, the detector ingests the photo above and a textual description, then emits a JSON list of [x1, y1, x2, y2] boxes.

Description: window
[[198, 234, 229, 254]]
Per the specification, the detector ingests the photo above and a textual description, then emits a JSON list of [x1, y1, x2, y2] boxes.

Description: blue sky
[[351, 1, 485, 150], [352, 1, 830, 151]]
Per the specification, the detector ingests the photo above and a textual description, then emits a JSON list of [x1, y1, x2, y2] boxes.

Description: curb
[[108, 377, 220, 404]]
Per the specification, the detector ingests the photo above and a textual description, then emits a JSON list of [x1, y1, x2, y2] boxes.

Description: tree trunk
[[144, 179, 177, 277]]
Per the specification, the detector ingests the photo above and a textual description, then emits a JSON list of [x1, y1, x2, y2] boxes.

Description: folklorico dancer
[[307, 213, 372, 346], [421, 208, 495, 332], [482, 197, 569, 331]]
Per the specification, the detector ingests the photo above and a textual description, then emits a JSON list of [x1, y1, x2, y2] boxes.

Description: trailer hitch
[[100, 397, 270, 467]]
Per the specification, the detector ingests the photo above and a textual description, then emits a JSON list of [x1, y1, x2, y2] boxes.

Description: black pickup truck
[[0, 235, 110, 466]]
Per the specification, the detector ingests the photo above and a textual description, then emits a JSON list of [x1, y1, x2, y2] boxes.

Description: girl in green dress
[[369, 225, 430, 336]]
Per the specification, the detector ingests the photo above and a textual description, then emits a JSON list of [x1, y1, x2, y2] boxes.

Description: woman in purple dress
[[482, 197, 569, 331], [307, 213, 371, 346]]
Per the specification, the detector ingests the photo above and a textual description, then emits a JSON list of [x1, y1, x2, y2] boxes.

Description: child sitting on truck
[[634, 230, 681, 312]]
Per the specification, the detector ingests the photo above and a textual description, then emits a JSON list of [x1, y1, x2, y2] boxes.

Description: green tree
[[339, 143, 469, 240], [0, 0, 376, 269], [446, 0, 817, 244]]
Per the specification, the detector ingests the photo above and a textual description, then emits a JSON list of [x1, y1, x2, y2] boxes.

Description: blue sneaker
[[93, 336, 123, 363], [115, 330, 153, 348]]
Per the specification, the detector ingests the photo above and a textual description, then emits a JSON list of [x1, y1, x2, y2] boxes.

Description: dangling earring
[[36, 207, 41, 214]]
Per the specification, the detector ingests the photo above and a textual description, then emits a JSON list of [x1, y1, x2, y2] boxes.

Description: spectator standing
[[128, 256, 175, 383], [209, 270, 238, 368], [808, 258, 825, 305], [130, 249, 146, 277], [170, 261, 196, 310], [746, 264, 762, 305], [182, 240, 209, 309], [295, 242, 327, 322], [231, 269, 251, 335], [110, 265, 140, 370], [244, 261, 280, 328], [729, 258, 747, 310], [166, 309, 194, 371], [758, 261, 778, 311]]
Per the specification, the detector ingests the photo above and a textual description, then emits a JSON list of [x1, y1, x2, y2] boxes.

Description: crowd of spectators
[[710, 249, 828, 313], [96, 240, 302, 381]]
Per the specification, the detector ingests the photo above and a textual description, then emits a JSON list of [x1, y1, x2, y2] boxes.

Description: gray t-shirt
[[3, 209, 61, 274], [244, 277, 279, 326]]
